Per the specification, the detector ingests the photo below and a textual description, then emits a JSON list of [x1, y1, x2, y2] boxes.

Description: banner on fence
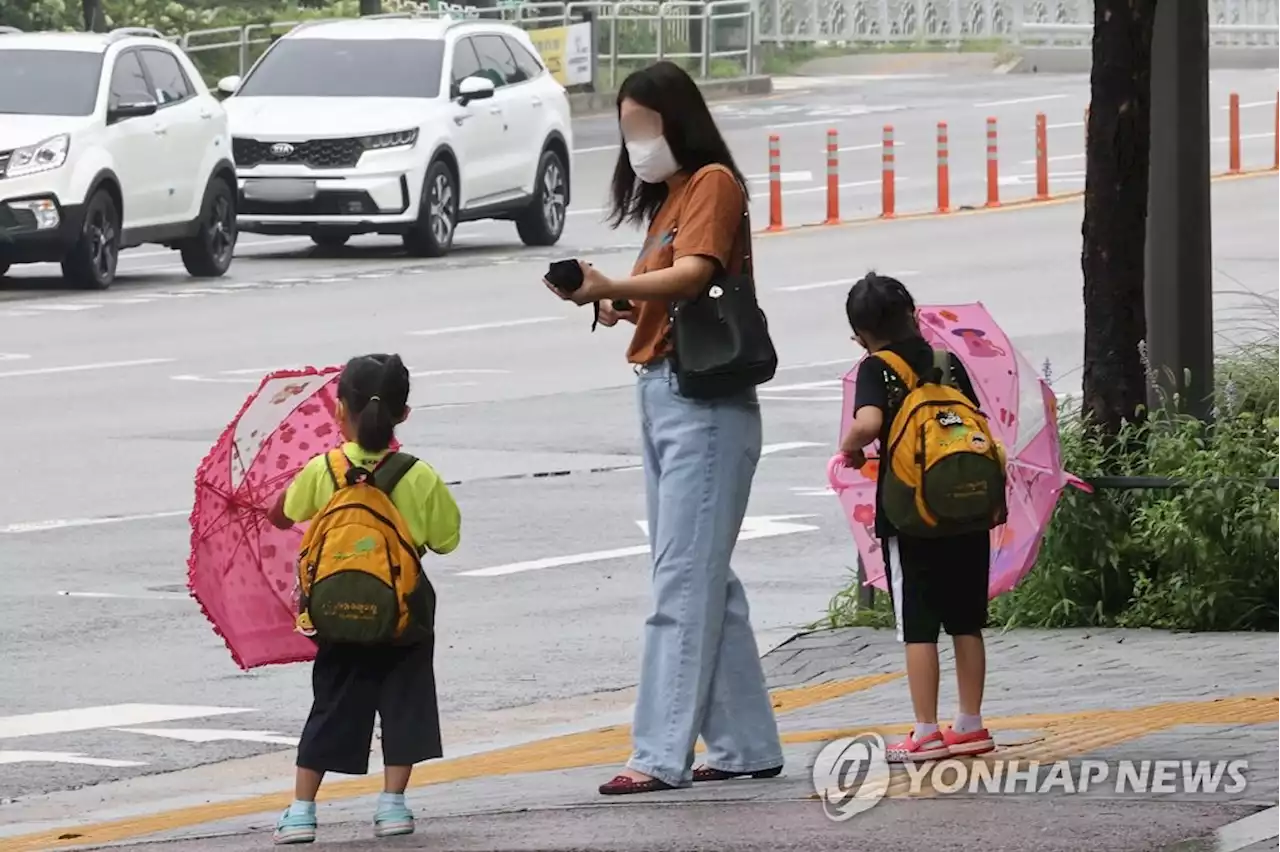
[[527, 21, 593, 86]]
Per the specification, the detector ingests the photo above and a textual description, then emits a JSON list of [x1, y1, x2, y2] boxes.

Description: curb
[[754, 166, 1278, 239], [568, 75, 773, 117]]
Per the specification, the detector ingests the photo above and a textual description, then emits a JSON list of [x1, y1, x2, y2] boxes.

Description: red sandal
[[692, 765, 783, 783], [598, 774, 677, 795]]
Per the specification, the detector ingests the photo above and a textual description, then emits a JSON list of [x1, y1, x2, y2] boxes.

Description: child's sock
[[378, 792, 406, 810], [912, 722, 940, 740], [953, 713, 984, 734], [287, 800, 316, 818]]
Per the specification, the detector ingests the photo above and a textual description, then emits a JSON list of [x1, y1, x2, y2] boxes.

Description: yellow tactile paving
[[2, 673, 904, 851]]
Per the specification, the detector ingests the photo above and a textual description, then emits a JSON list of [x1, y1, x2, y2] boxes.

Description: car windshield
[[236, 38, 445, 98], [0, 50, 103, 116]]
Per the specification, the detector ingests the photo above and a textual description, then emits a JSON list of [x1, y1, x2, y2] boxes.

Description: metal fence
[[754, 0, 1279, 46], [178, 1, 756, 89]]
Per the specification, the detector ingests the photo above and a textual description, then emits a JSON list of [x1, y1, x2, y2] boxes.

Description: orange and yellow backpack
[[294, 450, 435, 645], [875, 350, 1008, 538]]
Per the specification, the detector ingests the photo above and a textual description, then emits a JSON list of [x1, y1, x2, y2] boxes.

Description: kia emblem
[[270, 142, 295, 157]]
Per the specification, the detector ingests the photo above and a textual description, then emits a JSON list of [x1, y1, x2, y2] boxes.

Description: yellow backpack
[[294, 450, 435, 645], [876, 350, 1008, 538]]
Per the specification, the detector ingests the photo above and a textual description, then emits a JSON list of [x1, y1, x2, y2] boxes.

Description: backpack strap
[[874, 350, 919, 388], [323, 449, 348, 489], [371, 452, 417, 496]]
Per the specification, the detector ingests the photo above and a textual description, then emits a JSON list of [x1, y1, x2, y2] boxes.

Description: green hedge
[[821, 342, 1279, 633]]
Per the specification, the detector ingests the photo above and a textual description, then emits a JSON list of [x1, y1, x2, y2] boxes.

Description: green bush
[[820, 343, 1279, 633]]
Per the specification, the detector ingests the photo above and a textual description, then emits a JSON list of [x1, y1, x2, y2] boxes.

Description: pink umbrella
[[188, 366, 347, 670], [827, 303, 1090, 600]]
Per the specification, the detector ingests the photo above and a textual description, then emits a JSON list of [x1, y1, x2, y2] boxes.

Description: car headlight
[[6, 134, 70, 178], [360, 129, 418, 151]]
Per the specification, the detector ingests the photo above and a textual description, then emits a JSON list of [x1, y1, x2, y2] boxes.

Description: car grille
[[233, 137, 364, 169], [0, 151, 11, 179]]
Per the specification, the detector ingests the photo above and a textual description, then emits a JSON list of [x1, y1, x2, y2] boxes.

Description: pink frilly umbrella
[[827, 303, 1090, 600], [188, 366, 398, 670]]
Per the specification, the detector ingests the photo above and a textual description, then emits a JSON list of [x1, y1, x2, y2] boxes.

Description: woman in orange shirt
[[545, 61, 783, 795]]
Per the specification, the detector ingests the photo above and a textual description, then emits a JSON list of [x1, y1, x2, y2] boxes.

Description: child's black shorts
[[883, 533, 990, 644], [297, 638, 442, 775]]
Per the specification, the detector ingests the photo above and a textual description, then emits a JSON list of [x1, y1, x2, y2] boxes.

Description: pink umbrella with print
[[827, 303, 1090, 600], [187, 366, 397, 669]]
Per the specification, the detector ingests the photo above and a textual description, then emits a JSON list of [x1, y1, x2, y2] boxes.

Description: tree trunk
[[82, 0, 105, 31], [1080, 0, 1157, 435], [359, 0, 383, 15]]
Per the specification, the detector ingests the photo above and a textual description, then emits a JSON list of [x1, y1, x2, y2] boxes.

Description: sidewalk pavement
[[6, 628, 1277, 852]]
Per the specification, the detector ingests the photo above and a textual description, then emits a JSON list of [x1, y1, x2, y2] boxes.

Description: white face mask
[[625, 136, 679, 184]]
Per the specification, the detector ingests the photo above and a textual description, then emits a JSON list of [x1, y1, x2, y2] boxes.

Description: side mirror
[[457, 75, 495, 106], [217, 75, 242, 96], [108, 98, 158, 123]]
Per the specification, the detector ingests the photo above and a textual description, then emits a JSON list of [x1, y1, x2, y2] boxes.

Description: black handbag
[[667, 202, 778, 400]]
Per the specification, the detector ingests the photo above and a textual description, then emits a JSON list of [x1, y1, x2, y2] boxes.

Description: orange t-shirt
[[624, 165, 748, 365]]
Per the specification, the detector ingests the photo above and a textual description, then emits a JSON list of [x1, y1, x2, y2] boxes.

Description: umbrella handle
[[827, 453, 849, 491]]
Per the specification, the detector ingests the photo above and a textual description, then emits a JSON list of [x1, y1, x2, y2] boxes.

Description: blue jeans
[[627, 360, 784, 786]]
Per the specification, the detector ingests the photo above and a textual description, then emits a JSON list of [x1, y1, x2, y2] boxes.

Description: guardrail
[[754, 0, 1277, 46], [179, 1, 755, 90]]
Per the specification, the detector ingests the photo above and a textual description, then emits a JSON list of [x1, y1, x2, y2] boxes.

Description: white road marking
[[458, 514, 822, 577], [411, 368, 510, 377], [1020, 153, 1086, 164], [778, 271, 920, 293], [57, 590, 189, 601], [1220, 100, 1275, 110], [1211, 132, 1272, 143], [760, 394, 844, 402], [791, 486, 836, 497], [974, 94, 1070, 108], [760, 441, 823, 456], [572, 144, 619, 154], [0, 750, 147, 767], [0, 353, 30, 361], [170, 374, 260, 383], [746, 170, 814, 184], [116, 728, 300, 746], [760, 379, 843, 393], [20, 302, 102, 312], [1047, 121, 1085, 129], [407, 317, 564, 336], [0, 704, 253, 739], [0, 509, 187, 535], [0, 358, 174, 380], [826, 142, 908, 153]]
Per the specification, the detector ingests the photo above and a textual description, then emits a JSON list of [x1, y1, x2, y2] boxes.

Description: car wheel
[[181, 178, 237, 278], [311, 231, 350, 249], [403, 160, 456, 258], [516, 149, 567, 247], [61, 190, 120, 290]]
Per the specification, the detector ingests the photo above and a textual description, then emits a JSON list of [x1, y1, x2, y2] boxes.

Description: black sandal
[[692, 764, 783, 783]]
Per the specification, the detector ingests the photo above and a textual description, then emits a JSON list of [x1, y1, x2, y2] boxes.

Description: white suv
[[0, 28, 237, 289], [218, 17, 573, 257]]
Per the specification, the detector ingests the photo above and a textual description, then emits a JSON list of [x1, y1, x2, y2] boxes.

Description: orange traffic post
[[1034, 112, 1049, 200], [1229, 92, 1241, 174], [1273, 92, 1279, 170], [936, 121, 950, 213], [881, 125, 895, 219], [985, 116, 1000, 208], [1269, 89, 1280, 168], [767, 134, 783, 231], [824, 128, 840, 224]]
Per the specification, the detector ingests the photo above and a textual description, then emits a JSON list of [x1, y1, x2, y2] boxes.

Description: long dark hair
[[607, 61, 747, 228], [337, 353, 410, 453]]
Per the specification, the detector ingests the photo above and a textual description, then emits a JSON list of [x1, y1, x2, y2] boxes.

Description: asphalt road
[[2, 68, 1276, 291], [0, 72, 1275, 806]]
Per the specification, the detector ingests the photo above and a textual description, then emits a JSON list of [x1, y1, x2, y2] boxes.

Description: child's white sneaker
[[373, 795, 414, 838]]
